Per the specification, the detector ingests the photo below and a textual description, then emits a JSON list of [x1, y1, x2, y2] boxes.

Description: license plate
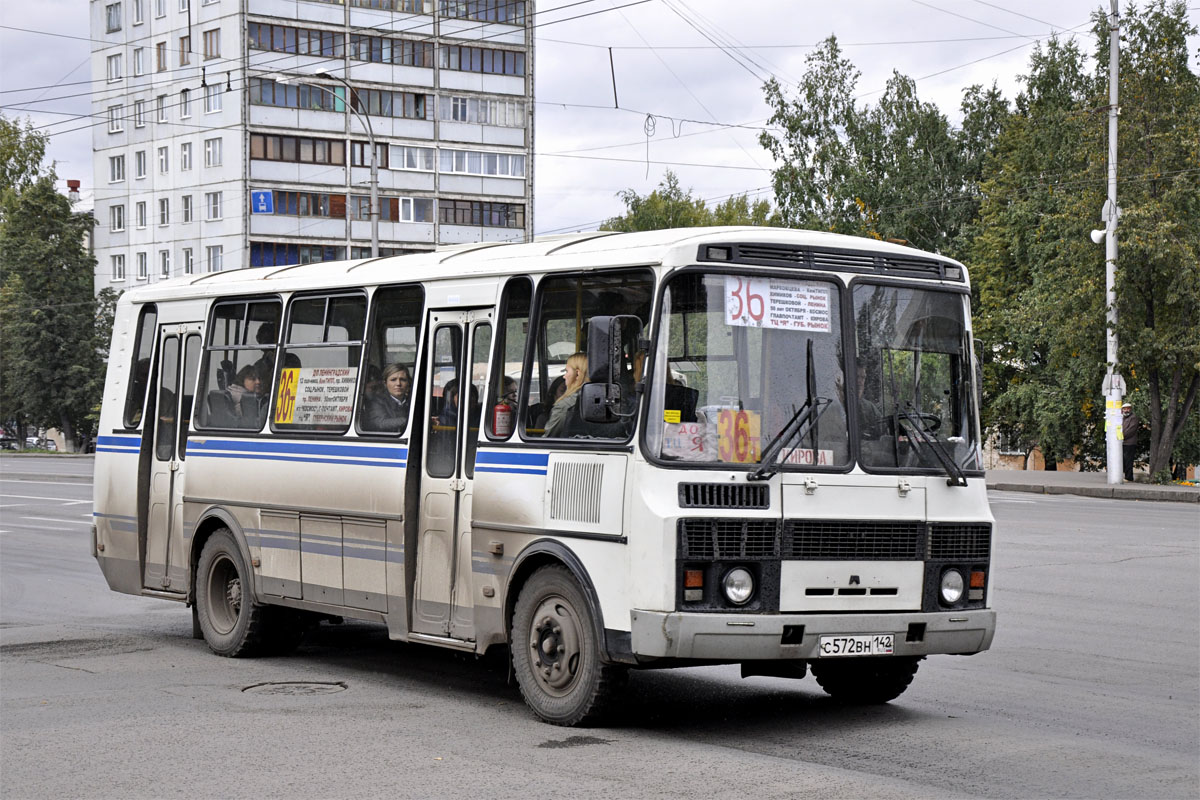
[[817, 633, 894, 657]]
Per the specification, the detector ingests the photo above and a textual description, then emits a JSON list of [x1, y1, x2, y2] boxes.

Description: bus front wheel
[[511, 565, 625, 726], [195, 528, 268, 657], [810, 656, 921, 704]]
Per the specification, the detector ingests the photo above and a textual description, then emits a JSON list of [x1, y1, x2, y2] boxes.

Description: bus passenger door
[[145, 325, 201, 592], [412, 308, 492, 639]]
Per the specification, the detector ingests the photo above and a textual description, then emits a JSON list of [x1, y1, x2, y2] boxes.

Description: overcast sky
[[1, 1, 1195, 236]]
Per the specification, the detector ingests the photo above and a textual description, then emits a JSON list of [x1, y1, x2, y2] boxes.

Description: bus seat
[[205, 390, 237, 428]]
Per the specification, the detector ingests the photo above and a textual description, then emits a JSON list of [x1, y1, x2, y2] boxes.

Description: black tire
[[811, 656, 921, 704], [511, 565, 626, 726], [195, 528, 268, 657]]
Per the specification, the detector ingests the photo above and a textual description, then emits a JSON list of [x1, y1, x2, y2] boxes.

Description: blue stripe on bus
[[188, 451, 407, 468], [188, 439, 406, 461], [474, 450, 549, 475], [96, 434, 141, 454]]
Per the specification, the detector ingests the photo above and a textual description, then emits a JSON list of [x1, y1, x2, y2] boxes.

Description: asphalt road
[[1, 460, 1197, 799]]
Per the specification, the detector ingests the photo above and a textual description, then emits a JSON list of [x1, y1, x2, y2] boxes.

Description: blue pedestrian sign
[[251, 190, 274, 214]]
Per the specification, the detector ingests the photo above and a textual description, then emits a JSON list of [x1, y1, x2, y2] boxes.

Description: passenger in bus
[[437, 379, 481, 428], [362, 363, 411, 432], [543, 353, 587, 437], [252, 322, 278, 387], [227, 364, 266, 428], [532, 374, 566, 430]]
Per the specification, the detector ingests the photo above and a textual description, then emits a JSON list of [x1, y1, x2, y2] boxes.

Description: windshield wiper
[[749, 339, 828, 481], [895, 405, 967, 487]]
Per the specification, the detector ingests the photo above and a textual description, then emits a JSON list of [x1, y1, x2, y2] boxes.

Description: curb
[[0, 472, 93, 484], [987, 482, 1199, 504]]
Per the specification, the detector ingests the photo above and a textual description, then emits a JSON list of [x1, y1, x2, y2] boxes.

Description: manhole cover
[[241, 681, 348, 696]]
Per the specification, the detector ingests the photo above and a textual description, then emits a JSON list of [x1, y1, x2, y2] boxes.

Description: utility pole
[[1101, 0, 1124, 484]]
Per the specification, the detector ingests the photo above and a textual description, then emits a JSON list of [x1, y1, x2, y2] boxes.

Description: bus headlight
[[722, 567, 754, 605], [940, 569, 965, 605]]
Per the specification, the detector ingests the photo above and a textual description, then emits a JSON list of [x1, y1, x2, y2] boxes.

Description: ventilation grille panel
[[928, 523, 991, 560], [679, 483, 769, 509], [785, 520, 924, 560], [549, 462, 604, 524], [678, 519, 780, 559]]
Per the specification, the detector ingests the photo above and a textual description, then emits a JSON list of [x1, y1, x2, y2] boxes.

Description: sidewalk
[[986, 468, 1199, 504]]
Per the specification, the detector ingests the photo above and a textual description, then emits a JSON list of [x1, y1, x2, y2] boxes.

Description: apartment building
[[91, 0, 533, 290]]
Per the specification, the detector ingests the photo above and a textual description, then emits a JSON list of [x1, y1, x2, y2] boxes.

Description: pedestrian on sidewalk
[[1121, 402, 1140, 481]]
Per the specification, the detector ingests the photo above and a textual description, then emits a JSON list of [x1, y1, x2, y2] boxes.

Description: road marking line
[[0, 493, 90, 503], [20, 516, 93, 526]]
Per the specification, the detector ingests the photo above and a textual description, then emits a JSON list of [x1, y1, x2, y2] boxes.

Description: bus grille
[[784, 520, 925, 560], [678, 483, 769, 509], [928, 523, 992, 560], [678, 519, 780, 559]]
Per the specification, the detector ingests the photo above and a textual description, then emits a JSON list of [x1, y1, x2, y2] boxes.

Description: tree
[[1105, 0, 1200, 479], [0, 176, 100, 451], [0, 116, 48, 205], [600, 170, 771, 231]]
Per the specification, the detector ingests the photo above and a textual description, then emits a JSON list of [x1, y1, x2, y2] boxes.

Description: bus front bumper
[[629, 609, 995, 660]]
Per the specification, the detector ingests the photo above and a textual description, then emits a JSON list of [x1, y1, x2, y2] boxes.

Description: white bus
[[94, 227, 995, 725]]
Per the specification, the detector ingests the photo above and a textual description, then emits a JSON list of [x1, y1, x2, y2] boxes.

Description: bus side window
[[357, 285, 423, 437], [123, 304, 157, 428], [486, 277, 531, 441], [523, 270, 654, 440], [195, 299, 281, 432], [271, 293, 365, 434]]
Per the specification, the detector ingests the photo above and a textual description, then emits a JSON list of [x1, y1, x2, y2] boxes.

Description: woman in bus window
[[363, 363, 412, 432], [543, 352, 586, 437], [227, 364, 265, 428]]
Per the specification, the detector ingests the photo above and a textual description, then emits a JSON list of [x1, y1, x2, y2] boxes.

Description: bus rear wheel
[[810, 656, 921, 704], [511, 566, 625, 726], [195, 528, 268, 657]]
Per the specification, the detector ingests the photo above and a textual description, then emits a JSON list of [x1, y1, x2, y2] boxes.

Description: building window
[[110, 204, 125, 232], [159, 197, 170, 225], [439, 148, 525, 178], [205, 191, 222, 220], [350, 141, 388, 169], [438, 44, 524, 76], [249, 133, 345, 165], [439, 199, 524, 228], [111, 254, 126, 281], [350, 87, 430, 120], [160, 250, 171, 277], [135, 201, 147, 228], [206, 245, 223, 272], [348, 34, 434, 67], [136, 251, 148, 280], [182, 247, 194, 274], [106, 54, 122, 82], [133, 100, 145, 128], [180, 88, 191, 118], [249, 78, 344, 112], [157, 146, 169, 173], [109, 155, 125, 182], [179, 0, 189, 11], [105, 3, 122, 32], [271, 191, 345, 218], [203, 28, 220, 60], [132, 0, 144, 24], [350, 195, 432, 222], [180, 142, 192, 171], [250, 242, 347, 267], [182, 194, 193, 222], [247, 22, 344, 57], [438, 0, 524, 24], [134, 150, 146, 178], [155, 0, 165, 16], [390, 145, 434, 171], [108, 104, 124, 133], [156, 42, 167, 71], [133, 48, 144, 76], [204, 84, 222, 113], [203, 137, 222, 167], [179, 35, 191, 65], [156, 95, 167, 123], [439, 96, 526, 128]]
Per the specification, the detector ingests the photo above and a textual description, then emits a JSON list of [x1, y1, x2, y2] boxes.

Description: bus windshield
[[853, 282, 980, 474], [645, 271, 849, 468]]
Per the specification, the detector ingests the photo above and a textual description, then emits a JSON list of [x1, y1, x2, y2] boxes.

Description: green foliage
[[600, 170, 771, 232], [0, 176, 100, 449], [0, 115, 48, 205]]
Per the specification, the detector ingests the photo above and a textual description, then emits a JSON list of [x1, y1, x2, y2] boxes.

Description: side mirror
[[581, 315, 643, 423]]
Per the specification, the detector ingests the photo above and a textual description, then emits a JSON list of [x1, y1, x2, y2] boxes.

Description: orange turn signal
[[970, 570, 986, 588], [684, 569, 704, 588]]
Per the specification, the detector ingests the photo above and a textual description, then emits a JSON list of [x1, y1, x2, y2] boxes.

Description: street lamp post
[[271, 71, 379, 259]]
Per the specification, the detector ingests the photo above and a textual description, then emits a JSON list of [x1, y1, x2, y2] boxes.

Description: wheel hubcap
[[206, 554, 242, 635], [528, 596, 582, 695]]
